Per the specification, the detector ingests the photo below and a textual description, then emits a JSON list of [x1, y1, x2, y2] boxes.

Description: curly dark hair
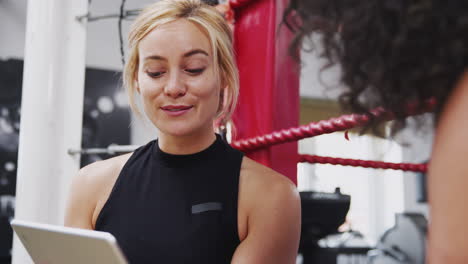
[[284, 0, 468, 133]]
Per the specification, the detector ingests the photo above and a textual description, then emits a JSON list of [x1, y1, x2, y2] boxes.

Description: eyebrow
[[144, 49, 209, 62], [184, 49, 209, 57]]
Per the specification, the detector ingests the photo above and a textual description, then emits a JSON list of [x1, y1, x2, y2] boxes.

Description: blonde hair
[[124, 0, 239, 128]]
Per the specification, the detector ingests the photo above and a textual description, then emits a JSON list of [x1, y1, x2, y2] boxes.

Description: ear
[[134, 78, 140, 94], [220, 74, 227, 90], [217, 87, 226, 113]]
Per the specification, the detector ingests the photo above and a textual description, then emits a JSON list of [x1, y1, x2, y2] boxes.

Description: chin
[[152, 114, 215, 138], [158, 123, 202, 138]]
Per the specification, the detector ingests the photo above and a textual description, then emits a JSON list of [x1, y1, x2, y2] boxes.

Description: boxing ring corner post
[[12, 0, 88, 263], [230, 0, 300, 184]]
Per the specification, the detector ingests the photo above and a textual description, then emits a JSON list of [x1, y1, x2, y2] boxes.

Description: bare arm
[[428, 72, 468, 263], [64, 167, 97, 229], [64, 154, 129, 229], [232, 161, 301, 264]]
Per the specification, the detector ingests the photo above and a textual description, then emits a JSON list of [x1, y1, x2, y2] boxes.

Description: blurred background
[[0, 0, 432, 263]]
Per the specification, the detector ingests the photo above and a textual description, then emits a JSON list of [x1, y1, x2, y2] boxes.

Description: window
[[298, 132, 405, 244]]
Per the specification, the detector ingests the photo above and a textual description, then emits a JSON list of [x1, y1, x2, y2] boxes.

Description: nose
[[164, 71, 187, 98]]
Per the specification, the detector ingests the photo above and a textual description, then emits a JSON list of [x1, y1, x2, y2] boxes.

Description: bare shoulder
[[77, 153, 132, 188], [233, 157, 301, 263], [427, 71, 468, 260], [238, 156, 300, 228], [64, 153, 132, 229], [240, 156, 298, 198], [442, 71, 468, 114], [70, 153, 132, 202]]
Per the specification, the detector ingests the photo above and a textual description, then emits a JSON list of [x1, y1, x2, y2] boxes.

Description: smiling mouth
[[165, 109, 187, 112], [160, 105, 193, 116], [161, 105, 193, 111]]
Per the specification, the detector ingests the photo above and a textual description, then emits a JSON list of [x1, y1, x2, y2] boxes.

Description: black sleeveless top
[[95, 134, 244, 263]]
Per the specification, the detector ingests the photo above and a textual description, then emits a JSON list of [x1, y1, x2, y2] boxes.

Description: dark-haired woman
[[285, 1, 468, 262]]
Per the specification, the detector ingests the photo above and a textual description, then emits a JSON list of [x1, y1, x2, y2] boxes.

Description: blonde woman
[[65, 0, 301, 263]]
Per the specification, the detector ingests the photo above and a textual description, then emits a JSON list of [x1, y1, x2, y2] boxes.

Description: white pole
[[12, 0, 88, 263]]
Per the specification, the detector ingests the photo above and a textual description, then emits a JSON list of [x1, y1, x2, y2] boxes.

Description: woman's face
[[137, 19, 221, 138]]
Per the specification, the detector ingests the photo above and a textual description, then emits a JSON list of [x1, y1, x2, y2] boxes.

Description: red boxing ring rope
[[298, 154, 428, 173], [232, 98, 437, 152]]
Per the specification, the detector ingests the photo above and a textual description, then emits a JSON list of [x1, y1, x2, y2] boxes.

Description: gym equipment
[[368, 213, 427, 264]]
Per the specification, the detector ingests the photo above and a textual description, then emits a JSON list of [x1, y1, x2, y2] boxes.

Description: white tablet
[[10, 219, 128, 264]]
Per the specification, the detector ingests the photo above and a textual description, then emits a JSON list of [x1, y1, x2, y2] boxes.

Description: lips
[[160, 105, 193, 116], [161, 105, 193, 111]]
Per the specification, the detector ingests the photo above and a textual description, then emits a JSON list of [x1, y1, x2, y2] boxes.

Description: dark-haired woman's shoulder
[[428, 71, 468, 262], [64, 153, 133, 230], [234, 157, 301, 264]]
